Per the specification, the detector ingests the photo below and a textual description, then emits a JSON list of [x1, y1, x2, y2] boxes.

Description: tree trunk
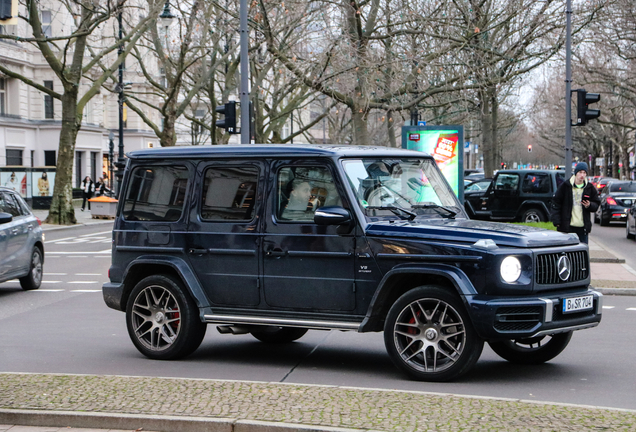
[[387, 110, 397, 148], [46, 91, 79, 225], [351, 107, 370, 146], [160, 113, 177, 147], [480, 90, 495, 176]]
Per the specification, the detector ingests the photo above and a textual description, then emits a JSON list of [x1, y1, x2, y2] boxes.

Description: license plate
[[562, 295, 594, 314]]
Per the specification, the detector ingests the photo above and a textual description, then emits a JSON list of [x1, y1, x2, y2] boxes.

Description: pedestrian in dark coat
[[550, 162, 600, 243], [81, 176, 95, 211]]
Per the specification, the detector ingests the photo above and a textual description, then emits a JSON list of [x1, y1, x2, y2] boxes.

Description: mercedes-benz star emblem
[[557, 255, 571, 281]]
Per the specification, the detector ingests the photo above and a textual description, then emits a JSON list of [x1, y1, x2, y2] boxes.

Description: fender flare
[[121, 255, 209, 309], [358, 264, 477, 332]]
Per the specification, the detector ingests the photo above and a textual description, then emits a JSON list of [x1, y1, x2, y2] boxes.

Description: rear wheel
[[384, 286, 483, 382], [521, 208, 545, 223], [126, 275, 206, 360], [488, 332, 572, 364], [250, 326, 308, 343], [600, 211, 610, 226], [19, 247, 43, 291]]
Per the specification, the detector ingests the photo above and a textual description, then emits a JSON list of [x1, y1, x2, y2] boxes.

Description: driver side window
[[277, 166, 342, 222]]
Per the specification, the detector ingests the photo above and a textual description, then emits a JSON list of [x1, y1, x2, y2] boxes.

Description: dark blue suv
[[103, 145, 602, 381]]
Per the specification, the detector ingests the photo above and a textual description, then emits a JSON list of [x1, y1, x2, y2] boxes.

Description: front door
[[489, 173, 521, 219], [186, 161, 263, 307], [262, 161, 356, 312]]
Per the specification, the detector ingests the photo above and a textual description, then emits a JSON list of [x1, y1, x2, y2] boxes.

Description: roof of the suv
[[497, 169, 564, 175], [127, 144, 433, 160]]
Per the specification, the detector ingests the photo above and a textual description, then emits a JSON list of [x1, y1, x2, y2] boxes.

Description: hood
[[365, 218, 579, 248]]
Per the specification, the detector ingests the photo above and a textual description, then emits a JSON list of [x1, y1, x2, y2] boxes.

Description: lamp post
[[159, 1, 175, 47], [114, 5, 125, 197]]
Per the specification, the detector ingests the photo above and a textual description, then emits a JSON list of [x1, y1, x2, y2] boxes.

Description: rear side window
[[123, 166, 188, 222], [200, 166, 259, 221], [1, 193, 24, 217], [521, 173, 551, 194], [494, 174, 519, 191]]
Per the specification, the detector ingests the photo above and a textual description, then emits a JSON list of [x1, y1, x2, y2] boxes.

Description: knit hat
[[574, 162, 588, 175]]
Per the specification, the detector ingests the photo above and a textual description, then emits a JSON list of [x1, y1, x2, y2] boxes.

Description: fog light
[[500, 256, 522, 283]]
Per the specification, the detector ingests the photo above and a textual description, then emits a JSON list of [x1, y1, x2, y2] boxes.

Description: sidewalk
[[32, 203, 113, 232], [1, 373, 636, 432], [588, 237, 636, 295]]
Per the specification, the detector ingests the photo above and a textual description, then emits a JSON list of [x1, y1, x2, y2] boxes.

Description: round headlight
[[500, 256, 522, 283]]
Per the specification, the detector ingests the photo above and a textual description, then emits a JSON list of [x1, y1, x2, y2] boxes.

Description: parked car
[[595, 177, 618, 194], [464, 169, 565, 223], [0, 187, 44, 290], [589, 176, 601, 188], [627, 199, 636, 240], [595, 180, 636, 226], [465, 178, 492, 192], [103, 145, 602, 382], [465, 171, 485, 182]]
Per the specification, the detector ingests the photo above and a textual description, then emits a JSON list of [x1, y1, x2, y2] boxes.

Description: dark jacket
[[550, 177, 600, 233]]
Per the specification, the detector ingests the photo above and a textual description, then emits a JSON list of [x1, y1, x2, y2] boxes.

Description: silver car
[[0, 187, 44, 290]]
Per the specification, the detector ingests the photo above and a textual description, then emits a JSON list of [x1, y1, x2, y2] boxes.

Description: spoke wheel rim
[[393, 298, 466, 373], [131, 285, 181, 351], [525, 212, 540, 223], [31, 250, 42, 285]]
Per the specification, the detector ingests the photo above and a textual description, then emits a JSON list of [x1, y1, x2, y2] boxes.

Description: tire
[[126, 275, 206, 360], [19, 247, 43, 291], [250, 326, 308, 343], [627, 222, 635, 240], [521, 208, 545, 223], [594, 212, 599, 224], [384, 286, 484, 382], [600, 212, 609, 226], [488, 332, 573, 365]]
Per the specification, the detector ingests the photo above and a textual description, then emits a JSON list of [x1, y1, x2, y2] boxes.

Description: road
[[590, 220, 636, 269], [1, 223, 635, 410]]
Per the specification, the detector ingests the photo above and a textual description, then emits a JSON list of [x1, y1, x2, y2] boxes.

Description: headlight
[[500, 256, 522, 283]]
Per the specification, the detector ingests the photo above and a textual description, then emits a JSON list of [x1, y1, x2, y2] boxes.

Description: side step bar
[[203, 314, 361, 331]]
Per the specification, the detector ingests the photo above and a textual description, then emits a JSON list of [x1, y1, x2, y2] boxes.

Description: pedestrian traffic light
[[215, 101, 237, 133], [575, 89, 601, 126], [527, 144, 532, 152]]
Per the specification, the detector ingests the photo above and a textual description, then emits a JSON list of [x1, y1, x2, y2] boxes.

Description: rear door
[[186, 161, 263, 308]]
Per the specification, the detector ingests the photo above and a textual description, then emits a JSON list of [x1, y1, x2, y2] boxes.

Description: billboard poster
[[402, 125, 464, 202], [1, 171, 29, 198], [32, 171, 56, 197]]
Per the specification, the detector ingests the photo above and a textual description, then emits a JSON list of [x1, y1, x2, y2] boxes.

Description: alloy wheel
[[131, 285, 182, 351]]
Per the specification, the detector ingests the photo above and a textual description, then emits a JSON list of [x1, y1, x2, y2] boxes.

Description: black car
[[103, 145, 601, 382], [595, 177, 618, 194], [595, 180, 636, 226], [465, 169, 565, 223]]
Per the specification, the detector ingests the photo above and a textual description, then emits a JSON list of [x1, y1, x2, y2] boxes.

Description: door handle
[[188, 248, 208, 255], [266, 248, 286, 257], [11, 229, 18, 235]]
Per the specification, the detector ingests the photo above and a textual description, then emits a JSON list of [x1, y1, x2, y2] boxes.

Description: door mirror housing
[[0, 212, 13, 224], [314, 206, 351, 226]]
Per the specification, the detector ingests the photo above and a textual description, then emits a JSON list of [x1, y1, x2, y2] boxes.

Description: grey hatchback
[[0, 187, 44, 290]]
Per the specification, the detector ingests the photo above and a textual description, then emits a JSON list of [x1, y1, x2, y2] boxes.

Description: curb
[[594, 287, 636, 296], [590, 257, 626, 263], [41, 219, 113, 232], [0, 409, 366, 432]]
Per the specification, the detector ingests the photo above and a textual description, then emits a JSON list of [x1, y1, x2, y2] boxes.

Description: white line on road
[[42, 281, 62, 284], [627, 308, 636, 311], [32, 289, 64, 292], [75, 273, 101, 276], [602, 306, 615, 309], [68, 281, 98, 284], [46, 273, 67, 276], [44, 236, 77, 243], [70, 289, 101, 293], [80, 230, 112, 237], [45, 250, 111, 254]]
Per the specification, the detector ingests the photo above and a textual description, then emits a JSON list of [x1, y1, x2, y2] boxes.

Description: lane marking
[[80, 230, 112, 237], [32, 289, 64, 292], [46, 273, 67, 276], [70, 289, 101, 293], [602, 306, 615, 309], [44, 250, 111, 254], [45, 236, 77, 243], [42, 281, 62, 284], [75, 273, 101, 276], [68, 281, 98, 284], [627, 308, 636, 311]]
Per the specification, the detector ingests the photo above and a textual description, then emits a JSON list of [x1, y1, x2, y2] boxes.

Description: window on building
[[41, 10, 52, 37], [123, 166, 189, 222], [31, 150, 35, 167], [6, 149, 23, 166], [0, 78, 5, 115], [44, 150, 56, 167], [44, 80, 54, 119], [200, 166, 259, 221], [75, 151, 82, 188]]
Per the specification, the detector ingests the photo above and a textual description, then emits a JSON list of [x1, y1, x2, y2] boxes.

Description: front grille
[[535, 251, 588, 285], [494, 306, 542, 332]]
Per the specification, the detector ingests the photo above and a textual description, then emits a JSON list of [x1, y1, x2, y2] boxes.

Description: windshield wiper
[[366, 205, 417, 221], [411, 203, 457, 219]]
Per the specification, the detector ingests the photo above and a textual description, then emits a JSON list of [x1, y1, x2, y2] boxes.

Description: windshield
[[341, 158, 465, 221]]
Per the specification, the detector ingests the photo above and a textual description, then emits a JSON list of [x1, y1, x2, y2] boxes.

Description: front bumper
[[468, 287, 602, 340]]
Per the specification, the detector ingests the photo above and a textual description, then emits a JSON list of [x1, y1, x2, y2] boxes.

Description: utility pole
[[564, 0, 573, 179], [239, 0, 250, 144], [115, 4, 125, 197]]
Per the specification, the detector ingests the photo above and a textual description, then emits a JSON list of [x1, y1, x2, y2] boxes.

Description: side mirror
[[314, 206, 351, 226], [0, 212, 13, 224]]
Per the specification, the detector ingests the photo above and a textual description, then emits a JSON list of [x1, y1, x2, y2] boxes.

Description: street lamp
[[159, 1, 175, 47], [114, 4, 125, 198]]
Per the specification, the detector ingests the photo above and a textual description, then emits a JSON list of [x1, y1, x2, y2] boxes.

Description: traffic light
[[527, 144, 532, 152], [575, 89, 601, 126], [215, 101, 237, 133]]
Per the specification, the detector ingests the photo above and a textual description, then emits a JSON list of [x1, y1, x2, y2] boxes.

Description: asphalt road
[[590, 220, 636, 269], [1, 223, 635, 410]]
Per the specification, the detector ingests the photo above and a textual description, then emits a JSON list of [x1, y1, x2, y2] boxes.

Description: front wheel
[[250, 326, 308, 343], [488, 332, 572, 365], [126, 275, 206, 360], [20, 247, 43, 291], [384, 286, 483, 382], [521, 208, 545, 223]]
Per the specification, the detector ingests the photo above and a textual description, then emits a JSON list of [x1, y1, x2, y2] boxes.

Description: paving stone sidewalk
[[1, 373, 636, 432]]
